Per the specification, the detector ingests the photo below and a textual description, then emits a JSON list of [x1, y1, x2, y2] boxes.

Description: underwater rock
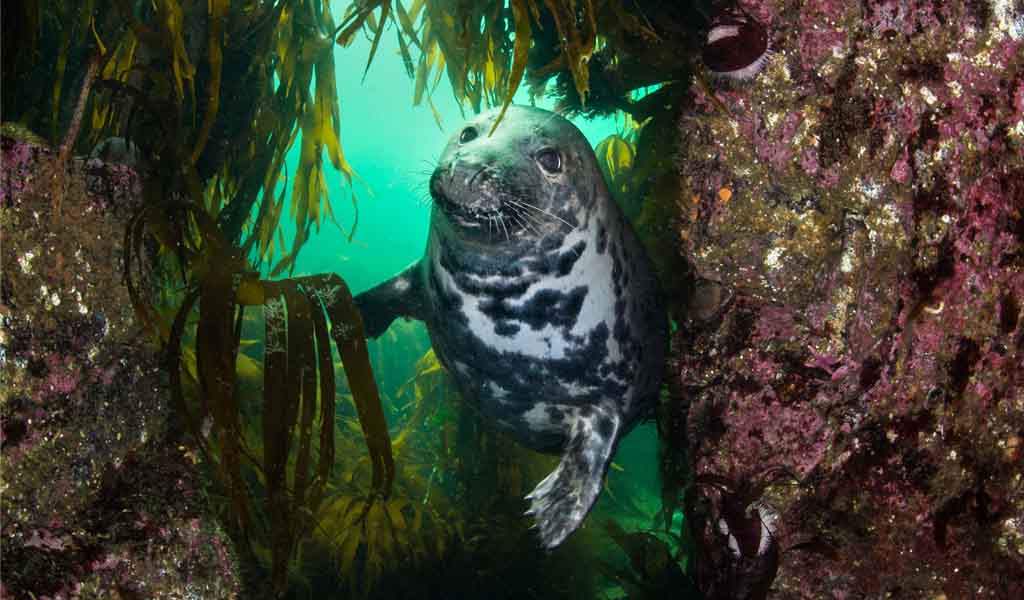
[[0, 136, 240, 597], [672, 0, 1024, 597]]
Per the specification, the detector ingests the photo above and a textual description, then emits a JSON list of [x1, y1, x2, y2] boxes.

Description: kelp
[[389, 348, 446, 457], [598, 519, 700, 600], [487, 0, 532, 134], [126, 0, 192, 98], [335, 0, 596, 131], [316, 492, 463, 598], [331, 0, 701, 133], [53, 54, 100, 217], [113, 123, 392, 595], [3, 6, 391, 588], [537, 0, 598, 104], [155, 208, 395, 594], [89, 29, 138, 134], [4, 0, 360, 277], [189, 0, 229, 165], [308, 345, 466, 598], [594, 115, 641, 200], [312, 275, 395, 496]]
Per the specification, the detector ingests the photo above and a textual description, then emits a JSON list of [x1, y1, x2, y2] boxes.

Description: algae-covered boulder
[[670, 1, 1024, 597], [0, 135, 240, 598]]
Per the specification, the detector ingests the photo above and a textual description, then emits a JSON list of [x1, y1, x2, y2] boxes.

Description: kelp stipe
[[156, 216, 396, 595], [598, 518, 700, 600]]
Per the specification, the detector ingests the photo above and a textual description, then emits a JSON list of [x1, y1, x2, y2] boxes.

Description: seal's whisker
[[498, 214, 511, 242], [416, 191, 433, 207], [519, 211, 547, 230], [508, 212, 533, 236], [506, 209, 527, 233], [505, 201, 541, 221], [507, 199, 575, 230], [493, 216, 503, 242], [506, 212, 522, 232], [504, 199, 547, 222], [506, 205, 542, 236], [508, 204, 551, 234], [403, 160, 440, 180], [412, 182, 434, 201]]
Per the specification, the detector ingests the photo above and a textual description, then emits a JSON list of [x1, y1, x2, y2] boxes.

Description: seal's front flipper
[[525, 405, 621, 549], [353, 261, 426, 339]]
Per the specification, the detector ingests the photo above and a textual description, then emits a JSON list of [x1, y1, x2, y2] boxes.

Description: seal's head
[[429, 106, 601, 242]]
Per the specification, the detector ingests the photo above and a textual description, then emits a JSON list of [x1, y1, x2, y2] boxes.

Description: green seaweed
[[599, 519, 700, 600]]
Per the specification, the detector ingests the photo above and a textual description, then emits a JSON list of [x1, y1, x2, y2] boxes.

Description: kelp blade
[[300, 274, 395, 497]]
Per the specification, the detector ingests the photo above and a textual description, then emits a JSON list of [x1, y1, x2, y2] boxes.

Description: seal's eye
[[459, 127, 478, 144], [536, 148, 562, 174]]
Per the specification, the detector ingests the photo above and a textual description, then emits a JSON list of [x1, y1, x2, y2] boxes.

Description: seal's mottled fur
[[355, 106, 667, 548]]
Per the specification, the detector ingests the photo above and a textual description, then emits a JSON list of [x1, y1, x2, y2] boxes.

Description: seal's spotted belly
[[426, 213, 657, 451], [353, 105, 666, 548]]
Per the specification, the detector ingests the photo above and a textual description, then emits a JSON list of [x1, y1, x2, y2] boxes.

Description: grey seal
[[354, 105, 667, 548]]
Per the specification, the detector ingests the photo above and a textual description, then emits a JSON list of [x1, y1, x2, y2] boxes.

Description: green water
[[279, 32, 623, 293], [266, 12, 664, 596]]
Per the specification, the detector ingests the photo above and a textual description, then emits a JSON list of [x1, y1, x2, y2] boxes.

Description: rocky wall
[[672, 1, 1024, 597], [0, 135, 240, 599]]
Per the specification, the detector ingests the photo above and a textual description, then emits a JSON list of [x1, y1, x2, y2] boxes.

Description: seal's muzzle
[[430, 160, 517, 231]]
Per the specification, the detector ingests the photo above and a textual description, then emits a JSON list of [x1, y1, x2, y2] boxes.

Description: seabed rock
[[672, 1, 1024, 598], [0, 135, 240, 598]]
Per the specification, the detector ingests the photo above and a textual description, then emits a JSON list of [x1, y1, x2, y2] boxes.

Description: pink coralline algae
[[889, 149, 910, 183], [0, 134, 38, 205], [38, 354, 82, 399], [672, 0, 1024, 597], [0, 135, 240, 598]]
